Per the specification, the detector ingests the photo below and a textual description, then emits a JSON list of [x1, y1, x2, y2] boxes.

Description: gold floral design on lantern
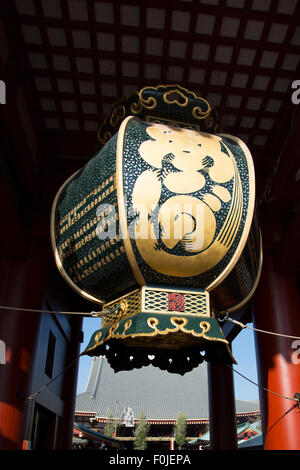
[[131, 123, 242, 278]]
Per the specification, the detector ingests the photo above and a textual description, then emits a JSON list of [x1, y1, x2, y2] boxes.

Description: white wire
[[1, 305, 300, 338], [226, 317, 300, 341], [227, 364, 300, 404], [17, 307, 298, 405], [0, 305, 106, 317], [27, 353, 84, 401]]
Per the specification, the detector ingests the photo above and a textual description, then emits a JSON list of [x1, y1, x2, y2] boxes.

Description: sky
[[76, 316, 259, 403]]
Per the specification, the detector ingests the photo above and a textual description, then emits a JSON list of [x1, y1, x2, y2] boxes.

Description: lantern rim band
[[205, 132, 256, 292], [116, 115, 146, 287], [225, 229, 263, 314]]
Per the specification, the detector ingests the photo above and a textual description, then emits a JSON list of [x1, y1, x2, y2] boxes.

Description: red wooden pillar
[[207, 359, 238, 450], [0, 241, 48, 450], [253, 252, 300, 450]]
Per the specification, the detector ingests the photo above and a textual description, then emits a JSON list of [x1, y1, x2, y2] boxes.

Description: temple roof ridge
[[76, 356, 260, 421]]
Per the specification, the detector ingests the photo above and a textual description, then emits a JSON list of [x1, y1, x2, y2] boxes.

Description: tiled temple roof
[[75, 356, 259, 421]]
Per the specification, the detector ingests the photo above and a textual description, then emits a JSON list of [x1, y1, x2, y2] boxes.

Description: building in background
[[0, 0, 299, 450], [75, 356, 260, 450]]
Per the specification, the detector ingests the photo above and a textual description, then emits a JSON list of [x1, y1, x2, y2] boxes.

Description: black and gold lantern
[[51, 85, 262, 374]]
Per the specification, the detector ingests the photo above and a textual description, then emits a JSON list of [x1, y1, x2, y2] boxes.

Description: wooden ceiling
[[4, 0, 300, 207]]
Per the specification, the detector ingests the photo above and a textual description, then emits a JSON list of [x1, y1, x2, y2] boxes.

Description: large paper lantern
[[51, 85, 262, 374]]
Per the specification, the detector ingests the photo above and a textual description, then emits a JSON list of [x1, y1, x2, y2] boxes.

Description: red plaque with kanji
[[168, 293, 185, 312]]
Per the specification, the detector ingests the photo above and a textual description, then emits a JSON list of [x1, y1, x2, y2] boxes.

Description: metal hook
[[217, 311, 229, 323]]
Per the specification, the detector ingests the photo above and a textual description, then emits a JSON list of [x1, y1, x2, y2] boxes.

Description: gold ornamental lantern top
[[97, 84, 221, 147]]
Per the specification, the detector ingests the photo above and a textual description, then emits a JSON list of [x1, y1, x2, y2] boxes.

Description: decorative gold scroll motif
[[102, 289, 141, 327], [130, 99, 143, 115], [109, 105, 126, 127], [91, 316, 229, 352], [163, 89, 189, 107], [132, 123, 243, 278], [146, 316, 213, 339], [139, 94, 157, 110], [138, 85, 212, 120]]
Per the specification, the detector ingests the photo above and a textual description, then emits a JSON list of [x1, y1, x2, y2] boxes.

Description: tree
[[103, 408, 115, 437], [134, 411, 149, 450], [174, 412, 187, 450]]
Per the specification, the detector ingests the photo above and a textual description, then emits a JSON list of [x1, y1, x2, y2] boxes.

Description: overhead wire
[[1, 304, 300, 339], [218, 313, 300, 341], [226, 364, 300, 404], [0, 305, 106, 317], [1, 304, 299, 405], [26, 352, 85, 402], [219, 313, 300, 404], [24, 352, 300, 406]]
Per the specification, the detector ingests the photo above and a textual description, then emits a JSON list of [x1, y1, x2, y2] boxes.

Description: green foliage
[[134, 411, 149, 450], [174, 412, 187, 450], [103, 408, 115, 437]]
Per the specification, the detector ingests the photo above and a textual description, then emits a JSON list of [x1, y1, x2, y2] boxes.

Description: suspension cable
[[26, 352, 84, 401], [226, 364, 300, 404], [218, 313, 300, 341], [0, 305, 106, 317]]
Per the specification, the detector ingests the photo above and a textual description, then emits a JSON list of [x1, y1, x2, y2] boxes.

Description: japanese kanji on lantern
[[51, 85, 262, 374]]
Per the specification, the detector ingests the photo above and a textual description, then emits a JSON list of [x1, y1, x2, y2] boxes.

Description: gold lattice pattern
[[102, 289, 141, 327], [143, 288, 209, 316], [102, 286, 210, 326]]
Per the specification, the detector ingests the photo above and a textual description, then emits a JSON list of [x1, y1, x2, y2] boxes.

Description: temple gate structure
[[0, 0, 299, 451]]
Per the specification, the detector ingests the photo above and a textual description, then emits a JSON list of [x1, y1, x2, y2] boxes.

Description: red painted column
[[0, 241, 48, 449], [207, 359, 238, 450], [253, 252, 300, 450]]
